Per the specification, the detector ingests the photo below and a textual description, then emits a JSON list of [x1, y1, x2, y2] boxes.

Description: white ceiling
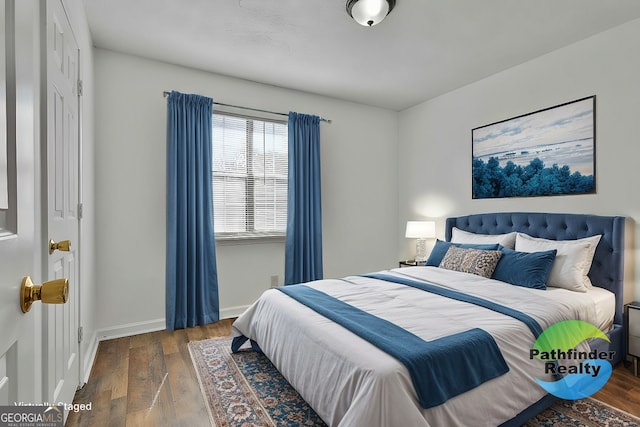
[[82, 0, 640, 111]]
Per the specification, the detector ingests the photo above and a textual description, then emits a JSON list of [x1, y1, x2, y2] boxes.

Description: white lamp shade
[[405, 221, 436, 239]]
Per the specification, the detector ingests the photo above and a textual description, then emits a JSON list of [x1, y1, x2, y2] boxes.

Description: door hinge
[[77, 79, 83, 96], [78, 326, 83, 344], [78, 203, 83, 219]]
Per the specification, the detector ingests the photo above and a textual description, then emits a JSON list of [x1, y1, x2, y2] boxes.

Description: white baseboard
[[82, 331, 99, 384], [94, 307, 247, 343], [96, 318, 166, 342], [220, 305, 250, 319]]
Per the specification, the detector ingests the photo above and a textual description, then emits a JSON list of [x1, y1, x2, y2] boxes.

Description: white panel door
[[42, 0, 81, 406], [0, 0, 38, 405]]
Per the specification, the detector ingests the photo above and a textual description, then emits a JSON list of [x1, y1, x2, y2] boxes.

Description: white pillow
[[451, 227, 517, 249], [514, 233, 602, 292]]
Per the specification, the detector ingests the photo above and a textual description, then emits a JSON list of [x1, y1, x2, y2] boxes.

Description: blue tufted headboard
[[445, 212, 625, 327]]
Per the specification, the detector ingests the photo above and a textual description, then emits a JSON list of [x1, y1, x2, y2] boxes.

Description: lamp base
[[415, 238, 428, 262]]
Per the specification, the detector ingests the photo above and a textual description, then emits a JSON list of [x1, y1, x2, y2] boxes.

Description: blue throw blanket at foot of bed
[[235, 284, 510, 409]]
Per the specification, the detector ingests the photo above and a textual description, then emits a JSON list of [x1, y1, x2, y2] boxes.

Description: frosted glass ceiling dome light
[[346, 0, 396, 27]]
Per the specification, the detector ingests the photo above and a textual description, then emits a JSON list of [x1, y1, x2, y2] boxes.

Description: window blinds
[[212, 112, 288, 238]]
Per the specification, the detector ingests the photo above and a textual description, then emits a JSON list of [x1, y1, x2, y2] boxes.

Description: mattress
[[544, 285, 615, 332], [232, 266, 615, 427]]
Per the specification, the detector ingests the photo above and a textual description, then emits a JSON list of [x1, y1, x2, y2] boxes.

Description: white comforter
[[232, 267, 614, 427]]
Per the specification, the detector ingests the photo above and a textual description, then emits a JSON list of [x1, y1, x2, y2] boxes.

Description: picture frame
[[472, 96, 596, 199]]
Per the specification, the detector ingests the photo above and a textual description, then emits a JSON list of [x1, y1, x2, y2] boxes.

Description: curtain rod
[[163, 91, 331, 123]]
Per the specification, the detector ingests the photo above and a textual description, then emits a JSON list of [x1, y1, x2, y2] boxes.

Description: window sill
[[215, 234, 286, 245]]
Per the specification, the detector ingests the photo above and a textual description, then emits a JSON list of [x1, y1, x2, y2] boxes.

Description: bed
[[232, 212, 626, 426]]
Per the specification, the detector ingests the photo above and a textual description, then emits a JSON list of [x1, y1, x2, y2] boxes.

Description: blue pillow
[[426, 240, 500, 266], [492, 246, 557, 290]]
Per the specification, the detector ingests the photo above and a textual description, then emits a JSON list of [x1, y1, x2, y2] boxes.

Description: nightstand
[[627, 301, 640, 376], [399, 260, 426, 268]]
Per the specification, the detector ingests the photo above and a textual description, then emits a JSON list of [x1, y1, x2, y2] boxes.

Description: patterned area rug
[[189, 337, 640, 427], [524, 398, 640, 427]]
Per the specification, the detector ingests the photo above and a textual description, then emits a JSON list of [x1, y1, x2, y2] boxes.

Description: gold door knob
[[20, 276, 69, 313], [49, 239, 71, 254]]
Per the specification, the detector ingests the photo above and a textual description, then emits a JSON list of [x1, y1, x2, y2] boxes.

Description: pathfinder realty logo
[[530, 320, 615, 400]]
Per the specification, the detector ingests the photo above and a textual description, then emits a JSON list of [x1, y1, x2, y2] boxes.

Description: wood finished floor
[[65, 318, 640, 426]]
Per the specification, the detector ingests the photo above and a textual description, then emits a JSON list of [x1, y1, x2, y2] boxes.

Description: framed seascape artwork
[[472, 96, 595, 199]]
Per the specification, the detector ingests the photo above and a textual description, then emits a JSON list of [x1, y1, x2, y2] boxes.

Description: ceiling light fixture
[[346, 0, 396, 27]]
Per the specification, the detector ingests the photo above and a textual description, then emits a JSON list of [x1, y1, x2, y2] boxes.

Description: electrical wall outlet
[[270, 275, 280, 288]]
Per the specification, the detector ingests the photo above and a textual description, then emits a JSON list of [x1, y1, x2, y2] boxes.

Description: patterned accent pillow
[[439, 246, 503, 278]]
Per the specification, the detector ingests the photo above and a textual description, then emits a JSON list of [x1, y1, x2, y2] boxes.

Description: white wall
[[398, 18, 640, 302], [93, 49, 399, 334]]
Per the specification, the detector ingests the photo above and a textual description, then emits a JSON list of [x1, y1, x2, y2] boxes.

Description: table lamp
[[405, 221, 436, 262]]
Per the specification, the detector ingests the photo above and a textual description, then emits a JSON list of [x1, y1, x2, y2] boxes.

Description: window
[[212, 112, 288, 239]]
